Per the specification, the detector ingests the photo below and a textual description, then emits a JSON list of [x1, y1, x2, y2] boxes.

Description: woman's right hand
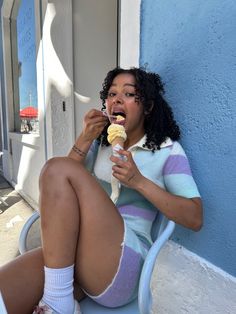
[[80, 109, 108, 143]]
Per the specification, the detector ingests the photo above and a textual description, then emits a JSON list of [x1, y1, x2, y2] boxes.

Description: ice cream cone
[[111, 137, 125, 158], [107, 123, 127, 158], [111, 137, 125, 148], [107, 124, 126, 143], [107, 116, 127, 203]]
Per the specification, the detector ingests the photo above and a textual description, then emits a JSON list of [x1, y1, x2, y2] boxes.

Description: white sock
[[42, 264, 75, 314]]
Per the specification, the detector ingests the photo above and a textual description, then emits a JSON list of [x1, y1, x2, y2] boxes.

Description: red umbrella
[[20, 106, 38, 119]]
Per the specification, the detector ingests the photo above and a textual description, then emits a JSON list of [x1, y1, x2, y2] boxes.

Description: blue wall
[[140, 0, 236, 276]]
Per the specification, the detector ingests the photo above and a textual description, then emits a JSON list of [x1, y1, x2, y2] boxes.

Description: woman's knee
[[39, 157, 85, 186], [39, 157, 70, 184]]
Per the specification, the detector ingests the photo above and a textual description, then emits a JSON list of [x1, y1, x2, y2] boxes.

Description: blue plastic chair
[[19, 210, 40, 255], [19, 212, 175, 314]]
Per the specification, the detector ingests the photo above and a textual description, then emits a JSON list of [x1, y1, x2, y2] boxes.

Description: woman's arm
[[68, 109, 108, 162], [134, 177, 202, 231], [111, 150, 203, 231]]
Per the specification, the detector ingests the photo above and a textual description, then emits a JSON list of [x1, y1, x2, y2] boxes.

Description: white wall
[[9, 133, 44, 207], [72, 0, 118, 136], [119, 0, 141, 68], [151, 241, 236, 314], [41, 1, 74, 158]]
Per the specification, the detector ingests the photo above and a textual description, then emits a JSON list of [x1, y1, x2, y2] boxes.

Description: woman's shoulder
[[157, 139, 190, 161], [169, 140, 188, 156]]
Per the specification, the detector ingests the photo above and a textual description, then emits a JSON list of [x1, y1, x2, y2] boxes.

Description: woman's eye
[[107, 92, 136, 98], [108, 92, 116, 97], [125, 93, 136, 97]]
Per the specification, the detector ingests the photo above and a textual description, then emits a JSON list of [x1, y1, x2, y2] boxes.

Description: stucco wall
[[140, 0, 236, 276]]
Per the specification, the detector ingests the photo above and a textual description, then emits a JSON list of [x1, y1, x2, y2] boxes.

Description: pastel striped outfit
[[84, 136, 200, 307]]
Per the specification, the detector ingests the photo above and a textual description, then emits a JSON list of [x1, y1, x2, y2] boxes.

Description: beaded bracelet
[[72, 145, 86, 157]]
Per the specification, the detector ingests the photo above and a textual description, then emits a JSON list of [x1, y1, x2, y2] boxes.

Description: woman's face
[[106, 73, 145, 141]]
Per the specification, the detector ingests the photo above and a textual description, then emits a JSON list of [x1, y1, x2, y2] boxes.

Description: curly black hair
[[98, 67, 180, 151]]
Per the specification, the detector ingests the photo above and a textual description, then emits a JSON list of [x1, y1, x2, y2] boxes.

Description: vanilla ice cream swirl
[[107, 124, 127, 144]]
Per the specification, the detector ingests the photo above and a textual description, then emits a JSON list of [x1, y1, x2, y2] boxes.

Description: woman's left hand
[[110, 150, 143, 189]]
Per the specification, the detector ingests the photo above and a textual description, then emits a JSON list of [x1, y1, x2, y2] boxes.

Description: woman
[[0, 67, 203, 314]]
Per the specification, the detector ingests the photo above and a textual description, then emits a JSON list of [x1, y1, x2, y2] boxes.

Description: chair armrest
[[138, 220, 175, 314], [19, 211, 40, 254]]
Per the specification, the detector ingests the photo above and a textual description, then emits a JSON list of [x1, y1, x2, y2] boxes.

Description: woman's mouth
[[112, 112, 126, 125]]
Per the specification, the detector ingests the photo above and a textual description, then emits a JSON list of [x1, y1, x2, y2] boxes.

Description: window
[[11, 0, 38, 133]]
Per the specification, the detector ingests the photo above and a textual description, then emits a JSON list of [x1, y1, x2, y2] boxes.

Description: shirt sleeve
[[163, 142, 200, 198]]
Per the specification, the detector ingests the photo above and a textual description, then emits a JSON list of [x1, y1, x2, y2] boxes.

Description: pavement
[[0, 173, 41, 266]]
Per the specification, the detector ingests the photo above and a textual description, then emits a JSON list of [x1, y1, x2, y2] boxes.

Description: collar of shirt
[[128, 135, 173, 152]]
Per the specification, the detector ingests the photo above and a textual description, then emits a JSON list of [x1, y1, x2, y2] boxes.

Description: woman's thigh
[[83, 223, 149, 307]]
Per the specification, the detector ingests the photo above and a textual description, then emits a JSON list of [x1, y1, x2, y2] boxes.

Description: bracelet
[[72, 145, 86, 157]]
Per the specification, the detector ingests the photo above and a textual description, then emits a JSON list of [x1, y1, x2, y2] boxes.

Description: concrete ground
[[0, 174, 41, 266]]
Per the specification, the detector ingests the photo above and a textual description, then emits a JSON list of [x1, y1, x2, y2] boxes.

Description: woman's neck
[[124, 130, 145, 150]]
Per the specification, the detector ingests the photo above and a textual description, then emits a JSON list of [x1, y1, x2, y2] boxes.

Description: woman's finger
[[87, 108, 103, 118], [117, 150, 132, 160], [110, 156, 125, 167]]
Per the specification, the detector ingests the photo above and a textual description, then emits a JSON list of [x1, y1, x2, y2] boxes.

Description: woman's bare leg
[[0, 248, 44, 314]]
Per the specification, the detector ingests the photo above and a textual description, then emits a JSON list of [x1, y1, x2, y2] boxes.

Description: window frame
[[12, 0, 39, 133]]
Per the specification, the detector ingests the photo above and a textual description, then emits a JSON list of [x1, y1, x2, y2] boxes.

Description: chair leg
[[18, 211, 40, 254]]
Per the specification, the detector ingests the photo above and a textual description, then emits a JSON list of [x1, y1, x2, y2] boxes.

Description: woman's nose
[[113, 93, 124, 104]]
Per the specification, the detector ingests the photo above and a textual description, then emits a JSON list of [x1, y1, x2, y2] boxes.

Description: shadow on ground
[[0, 190, 23, 214]]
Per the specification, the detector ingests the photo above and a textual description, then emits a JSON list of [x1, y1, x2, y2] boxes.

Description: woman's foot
[[32, 299, 81, 314]]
